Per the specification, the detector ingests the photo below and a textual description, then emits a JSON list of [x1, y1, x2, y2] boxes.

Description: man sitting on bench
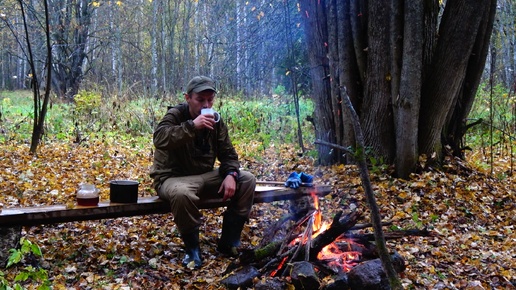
[[150, 76, 256, 269]]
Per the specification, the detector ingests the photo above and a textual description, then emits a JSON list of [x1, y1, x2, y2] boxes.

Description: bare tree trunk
[[235, 1, 242, 91], [48, 0, 92, 99], [445, 0, 497, 159], [393, 0, 424, 178], [150, 0, 159, 97], [337, 0, 361, 163], [110, 0, 122, 95], [349, 0, 367, 84], [181, 1, 192, 83], [299, 0, 336, 165], [362, 0, 395, 162], [22, 0, 52, 154], [194, 1, 200, 74], [326, 0, 343, 154], [284, 2, 305, 152], [163, 1, 179, 93], [419, 0, 490, 159], [496, 0, 515, 88]]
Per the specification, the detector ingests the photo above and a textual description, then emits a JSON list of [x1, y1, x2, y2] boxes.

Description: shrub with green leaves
[[217, 96, 314, 150], [467, 82, 515, 153], [74, 90, 102, 114], [0, 237, 51, 290]]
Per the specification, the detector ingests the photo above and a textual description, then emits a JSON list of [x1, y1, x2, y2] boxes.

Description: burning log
[[308, 210, 360, 261], [318, 89, 403, 290], [240, 210, 360, 267], [241, 210, 428, 273], [222, 181, 430, 290], [222, 205, 428, 290], [237, 210, 363, 278], [253, 241, 282, 261]]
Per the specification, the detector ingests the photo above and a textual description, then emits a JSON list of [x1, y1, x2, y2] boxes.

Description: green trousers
[[157, 169, 255, 235]]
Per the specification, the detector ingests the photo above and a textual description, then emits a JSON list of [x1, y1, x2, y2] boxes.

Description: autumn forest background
[[0, 0, 515, 289]]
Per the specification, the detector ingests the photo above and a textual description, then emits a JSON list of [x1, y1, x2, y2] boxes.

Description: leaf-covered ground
[[0, 139, 515, 289]]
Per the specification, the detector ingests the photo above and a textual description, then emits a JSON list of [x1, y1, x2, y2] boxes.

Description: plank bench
[[0, 183, 331, 266], [0, 184, 331, 227]]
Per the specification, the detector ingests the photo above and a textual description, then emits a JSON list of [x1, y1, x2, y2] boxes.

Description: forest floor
[[0, 139, 515, 289]]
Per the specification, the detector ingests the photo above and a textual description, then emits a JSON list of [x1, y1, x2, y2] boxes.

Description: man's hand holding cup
[[201, 108, 220, 122], [195, 108, 220, 130]]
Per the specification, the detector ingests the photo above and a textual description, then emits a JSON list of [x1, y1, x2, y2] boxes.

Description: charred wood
[[220, 265, 260, 290], [347, 252, 405, 290], [287, 261, 321, 290], [344, 227, 433, 241], [308, 210, 360, 261]]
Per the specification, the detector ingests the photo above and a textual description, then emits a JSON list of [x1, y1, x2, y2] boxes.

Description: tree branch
[[337, 86, 403, 289]]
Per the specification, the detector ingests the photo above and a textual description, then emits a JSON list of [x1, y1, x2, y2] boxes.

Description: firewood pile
[[220, 198, 431, 290]]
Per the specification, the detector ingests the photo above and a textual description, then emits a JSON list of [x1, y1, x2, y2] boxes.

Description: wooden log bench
[[0, 184, 331, 227], [0, 183, 331, 265]]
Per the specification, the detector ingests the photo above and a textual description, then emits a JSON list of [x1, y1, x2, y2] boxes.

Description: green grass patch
[[466, 82, 515, 150], [217, 96, 314, 149], [0, 90, 315, 153]]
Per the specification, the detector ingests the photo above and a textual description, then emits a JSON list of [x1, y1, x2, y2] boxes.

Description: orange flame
[[310, 191, 361, 272], [317, 240, 361, 272], [273, 191, 362, 275], [271, 256, 288, 277]]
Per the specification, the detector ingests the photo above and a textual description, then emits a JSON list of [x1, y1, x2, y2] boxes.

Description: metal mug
[[201, 108, 220, 123]]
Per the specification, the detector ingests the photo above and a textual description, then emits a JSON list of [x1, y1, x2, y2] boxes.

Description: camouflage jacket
[[150, 103, 240, 190]]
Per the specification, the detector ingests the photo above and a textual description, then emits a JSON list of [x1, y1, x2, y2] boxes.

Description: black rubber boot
[[217, 211, 247, 257], [181, 227, 203, 269]]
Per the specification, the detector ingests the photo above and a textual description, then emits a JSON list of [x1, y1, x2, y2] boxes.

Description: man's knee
[[159, 182, 199, 204], [239, 171, 256, 187], [170, 190, 198, 205]]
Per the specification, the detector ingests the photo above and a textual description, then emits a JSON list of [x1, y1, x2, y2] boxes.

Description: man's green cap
[[186, 76, 217, 94]]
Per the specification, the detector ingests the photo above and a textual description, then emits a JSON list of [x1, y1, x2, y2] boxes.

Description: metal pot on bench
[[110, 180, 139, 203]]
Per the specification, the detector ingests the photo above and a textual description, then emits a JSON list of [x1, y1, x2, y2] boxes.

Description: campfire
[[220, 192, 430, 290]]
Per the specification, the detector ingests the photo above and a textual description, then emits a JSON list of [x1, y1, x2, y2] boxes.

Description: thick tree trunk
[[445, 0, 497, 158], [337, 0, 361, 163], [362, 0, 395, 162], [422, 0, 439, 79], [419, 0, 488, 159], [49, 0, 91, 99], [349, 0, 368, 83], [394, 0, 424, 178], [67, 0, 89, 99], [326, 0, 343, 159], [301, 0, 495, 175], [299, 0, 336, 165]]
